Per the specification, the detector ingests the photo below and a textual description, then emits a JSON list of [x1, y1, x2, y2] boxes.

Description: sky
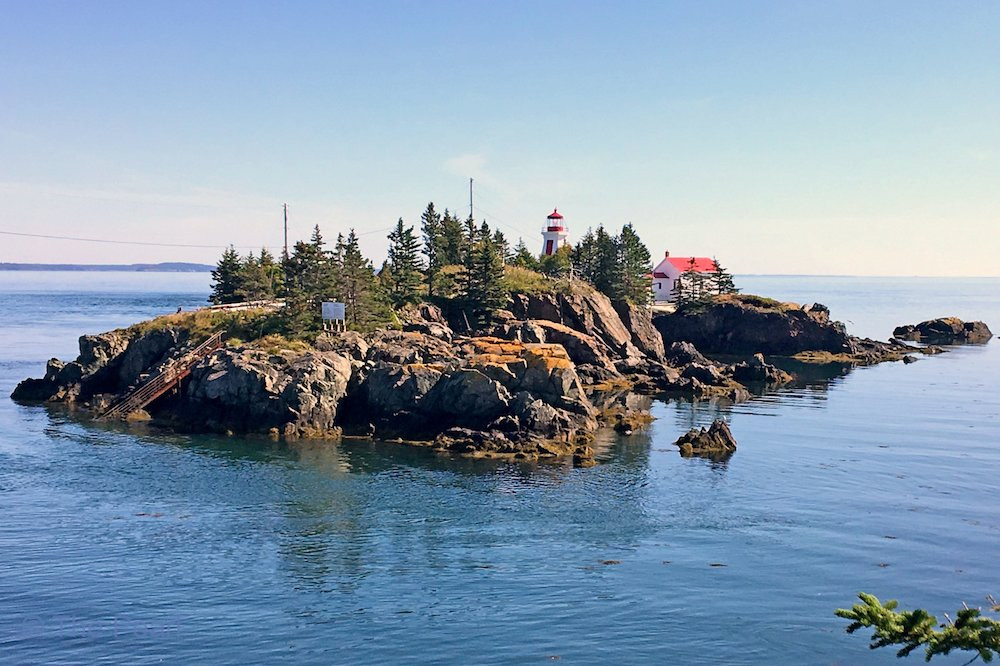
[[1, 1, 997, 275]]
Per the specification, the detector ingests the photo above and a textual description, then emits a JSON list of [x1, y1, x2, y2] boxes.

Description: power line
[[0, 225, 395, 250], [0, 229, 278, 250], [472, 204, 536, 239]]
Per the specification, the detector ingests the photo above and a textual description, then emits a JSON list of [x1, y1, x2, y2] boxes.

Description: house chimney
[[664, 250, 670, 258]]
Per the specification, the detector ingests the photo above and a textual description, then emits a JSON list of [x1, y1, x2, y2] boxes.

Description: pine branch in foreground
[[836, 592, 1000, 662]]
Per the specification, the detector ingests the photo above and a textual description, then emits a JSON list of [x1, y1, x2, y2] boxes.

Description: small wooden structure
[[98, 331, 224, 420]]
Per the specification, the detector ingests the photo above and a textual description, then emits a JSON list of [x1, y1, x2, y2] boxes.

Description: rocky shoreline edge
[[12, 286, 987, 466]]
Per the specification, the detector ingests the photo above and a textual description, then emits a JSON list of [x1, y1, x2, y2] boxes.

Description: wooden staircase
[[99, 331, 224, 421]]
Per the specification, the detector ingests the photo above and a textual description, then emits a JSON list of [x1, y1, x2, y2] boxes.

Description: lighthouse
[[541, 208, 569, 256]]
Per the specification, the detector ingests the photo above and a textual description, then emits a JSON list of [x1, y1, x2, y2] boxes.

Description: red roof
[[547, 208, 563, 220], [665, 257, 717, 273]]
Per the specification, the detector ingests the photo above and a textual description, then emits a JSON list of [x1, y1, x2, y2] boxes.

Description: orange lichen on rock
[[520, 344, 574, 371]]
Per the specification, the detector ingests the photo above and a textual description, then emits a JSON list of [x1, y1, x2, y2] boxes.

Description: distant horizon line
[[0, 262, 996, 279]]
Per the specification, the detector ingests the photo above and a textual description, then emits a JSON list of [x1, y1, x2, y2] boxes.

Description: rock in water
[[893, 318, 992, 344], [675, 419, 738, 458]]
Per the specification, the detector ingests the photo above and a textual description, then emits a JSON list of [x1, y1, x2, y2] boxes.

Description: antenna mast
[[282, 203, 288, 259], [469, 178, 474, 220]]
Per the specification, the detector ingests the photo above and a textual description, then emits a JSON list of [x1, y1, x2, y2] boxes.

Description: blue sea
[[1, 272, 998, 665]]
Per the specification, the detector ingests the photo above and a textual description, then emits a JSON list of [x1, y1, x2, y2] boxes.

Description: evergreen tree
[[420, 202, 443, 297], [615, 223, 652, 304], [459, 221, 507, 329], [711, 258, 739, 295], [337, 229, 391, 331], [439, 209, 467, 265], [571, 228, 599, 282], [280, 226, 334, 331], [210, 245, 244, 304], [492, 228, 510, 264], [386, 218, 424, 307], [511, 238, 541, 272], [591, 225, 620, 297], [234, 248, 283, 302]]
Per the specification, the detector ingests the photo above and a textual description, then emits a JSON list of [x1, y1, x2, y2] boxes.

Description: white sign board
[[322, 302, 346, 321]]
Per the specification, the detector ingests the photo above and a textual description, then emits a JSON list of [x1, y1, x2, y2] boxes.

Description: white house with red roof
[[651, 251, 718, 302]]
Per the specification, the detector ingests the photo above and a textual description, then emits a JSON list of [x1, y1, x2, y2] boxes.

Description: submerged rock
[[893, 318, 992, 344], [730, 353, 793, 385]]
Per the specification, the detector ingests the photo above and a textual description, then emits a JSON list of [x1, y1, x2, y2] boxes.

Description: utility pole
[[469, 178, 474, 221], [282, 203, 289, 259]]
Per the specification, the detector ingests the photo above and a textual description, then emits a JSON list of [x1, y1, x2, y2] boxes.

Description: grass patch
[[717, 293, 798, 311], [504, 266, 574, 296], [128, 307, 318, 346], [252, 334, 313, 355]]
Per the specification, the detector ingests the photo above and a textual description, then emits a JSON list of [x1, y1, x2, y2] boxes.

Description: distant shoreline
[[0, 262, 213, 272]]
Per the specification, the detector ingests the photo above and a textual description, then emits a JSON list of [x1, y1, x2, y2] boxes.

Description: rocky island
[[11, 281, 954, 466], [11, 210, 985, 466]]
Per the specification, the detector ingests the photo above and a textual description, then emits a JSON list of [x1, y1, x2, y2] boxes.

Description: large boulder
[[366, 330, 459, 365], [361, 363, 443, 416], [893, 318, 992, 344], [78, 330, 133, 373], [663, 341, 710, 368], [315, 330, 369, 360], [184, 348, 353, 437], [420, 368, 511, 425]]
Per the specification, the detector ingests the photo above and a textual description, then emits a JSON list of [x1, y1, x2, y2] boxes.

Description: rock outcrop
[[675, 419, 738, 459], [654, 296, 851, 356], [10, 327, 184, 404], [893, 318, 992, 344], [654, 295, 951, 365]]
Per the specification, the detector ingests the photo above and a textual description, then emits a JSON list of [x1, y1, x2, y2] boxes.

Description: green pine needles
[[836, 592, 1000, 663]]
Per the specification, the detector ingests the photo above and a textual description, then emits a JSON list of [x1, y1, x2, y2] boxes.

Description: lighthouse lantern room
[[541, 208, 569, 256]]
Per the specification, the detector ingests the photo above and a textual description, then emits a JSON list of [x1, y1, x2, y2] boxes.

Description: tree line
[[210, 202, 681, 333]]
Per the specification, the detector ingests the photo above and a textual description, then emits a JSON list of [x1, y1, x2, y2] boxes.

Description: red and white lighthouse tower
[[541, 208, 569, 256]]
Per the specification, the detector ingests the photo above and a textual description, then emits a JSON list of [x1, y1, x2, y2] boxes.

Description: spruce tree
[[712, 258, 739, 295], [279, 226, 336, 331], [420, 202, 443, 297], [572, 228, 598, 283], [460, 221, 507, 329], [210, 245, 244, 304], [615, 223, 652, 304], [337, 229, 391, 331], [591, 225, 620, 297], [492, 228, 510, 264], [386, 218, 424, 307], [511, 238, 540, 271], [439, 209, 467, 265]]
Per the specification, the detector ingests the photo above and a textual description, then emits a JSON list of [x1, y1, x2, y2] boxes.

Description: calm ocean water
[[1, 272, 998, 665]]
